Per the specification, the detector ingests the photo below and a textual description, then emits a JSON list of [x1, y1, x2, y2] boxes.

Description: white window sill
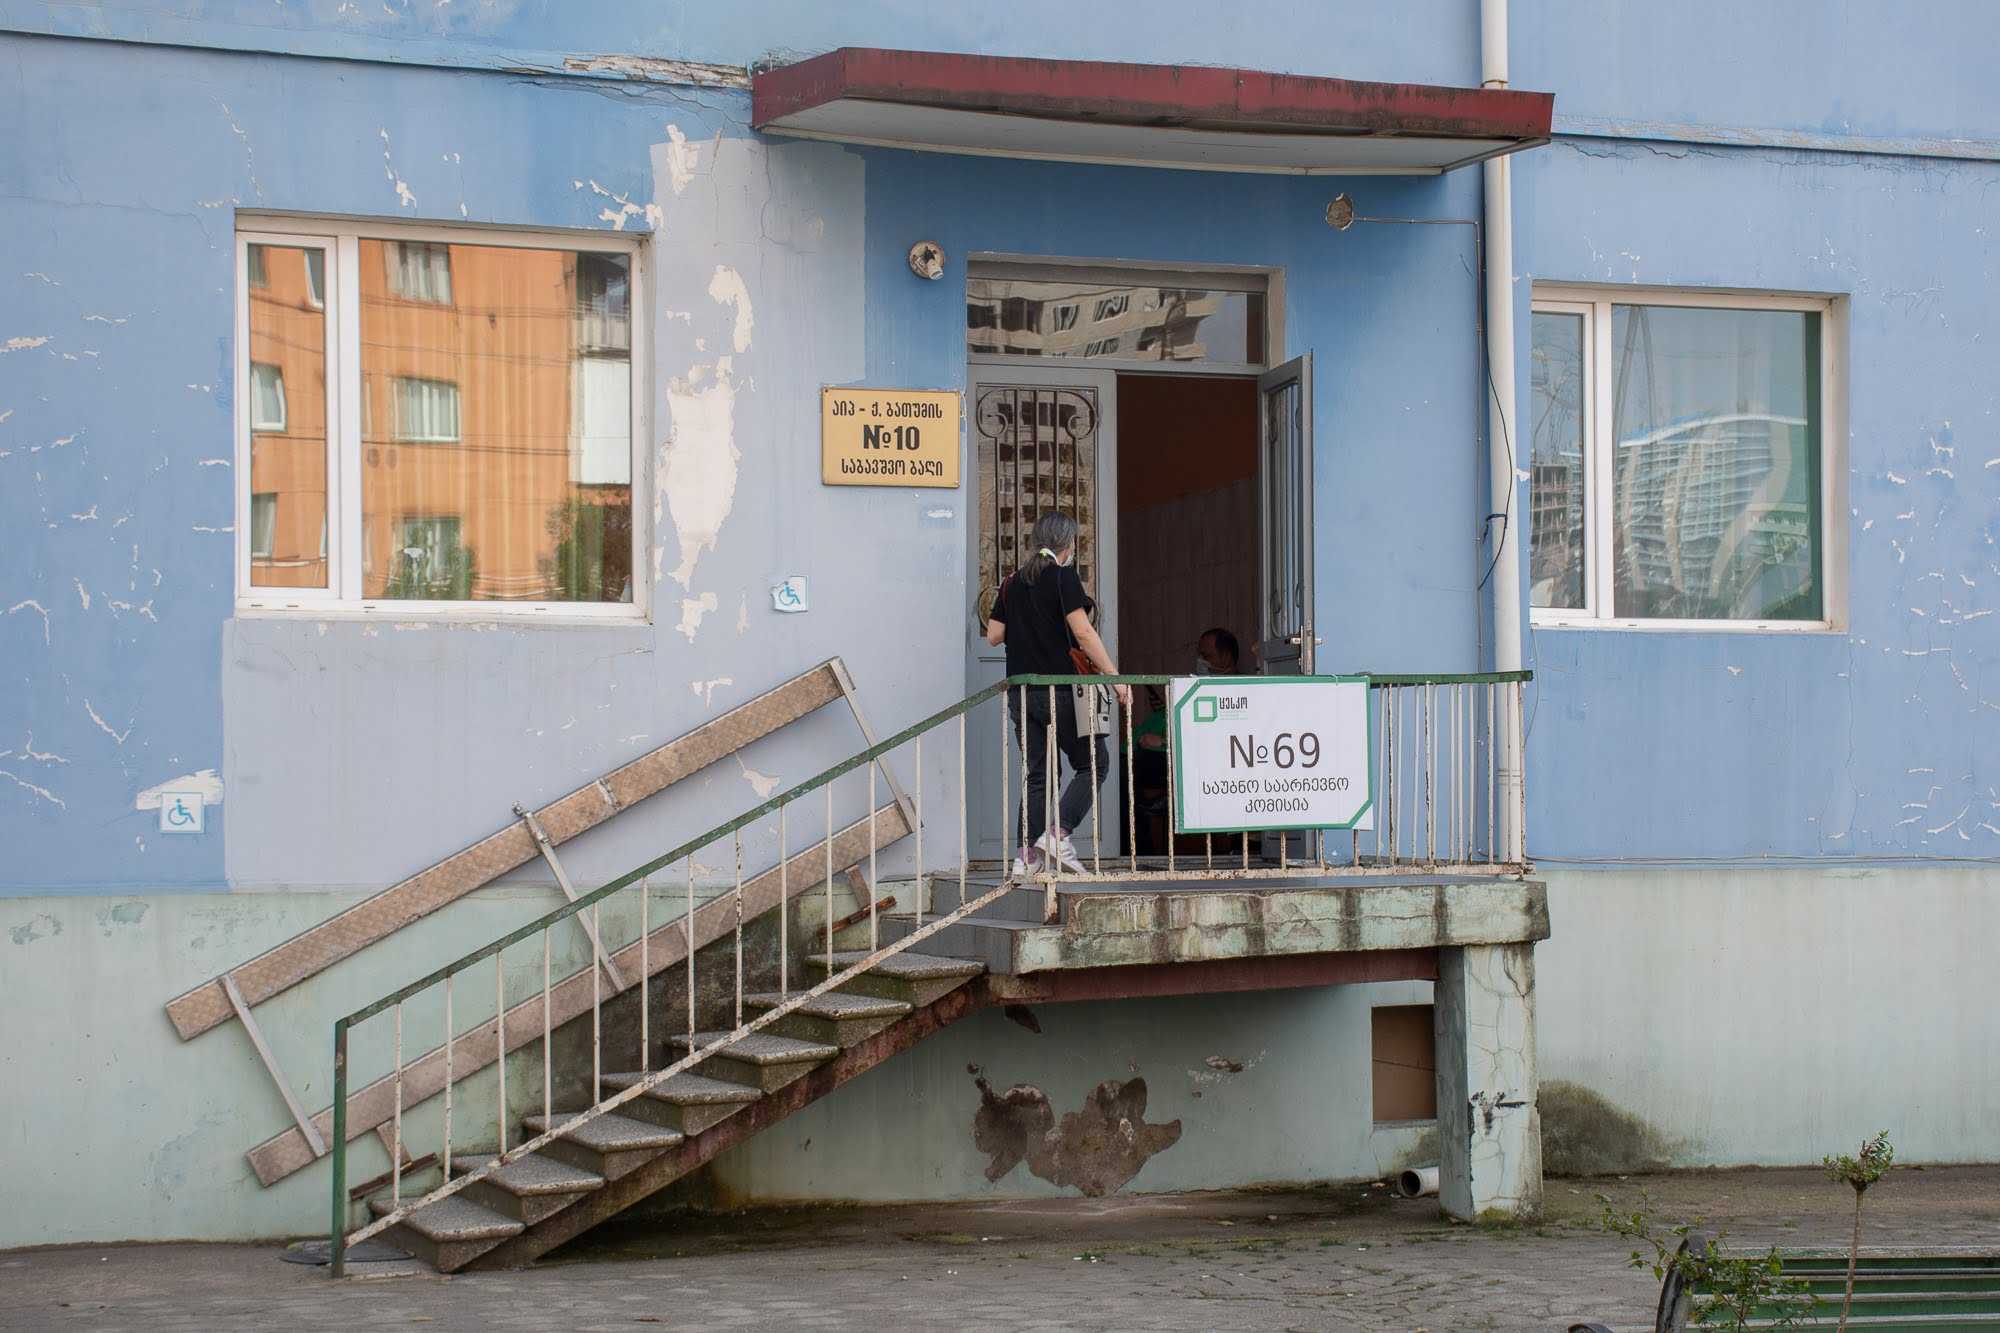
[[235, 601, 650, 628], [1531, 615, 1843, 635]]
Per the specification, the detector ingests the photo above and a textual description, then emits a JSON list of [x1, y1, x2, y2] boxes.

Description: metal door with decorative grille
[[966, 367, 1117, 859]]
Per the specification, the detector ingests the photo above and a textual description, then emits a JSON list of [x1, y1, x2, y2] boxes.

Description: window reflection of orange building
[[246, 245, 330, 588], [244, 238, 633, 604], [358, 240, 632, 603]]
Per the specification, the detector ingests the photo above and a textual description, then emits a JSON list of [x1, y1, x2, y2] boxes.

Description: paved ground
[[4, 1167, 1997, 1331]]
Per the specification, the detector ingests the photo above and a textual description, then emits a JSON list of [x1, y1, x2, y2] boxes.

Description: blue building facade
[[2, 2, 1995, 1246]]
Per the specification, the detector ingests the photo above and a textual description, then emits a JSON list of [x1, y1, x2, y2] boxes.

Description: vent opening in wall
[[1371, 1003, 1436, 1122]]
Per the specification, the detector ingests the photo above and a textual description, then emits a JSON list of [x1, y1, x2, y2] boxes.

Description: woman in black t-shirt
[[984, 512, 1131, 877]]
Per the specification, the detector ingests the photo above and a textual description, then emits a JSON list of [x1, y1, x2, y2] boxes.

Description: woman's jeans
[[1009, 685, 1110, 851]]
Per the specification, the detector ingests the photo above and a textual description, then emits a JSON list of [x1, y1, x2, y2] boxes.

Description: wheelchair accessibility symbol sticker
[[159, 790, 205, 834], [770, 575, 809, 614]]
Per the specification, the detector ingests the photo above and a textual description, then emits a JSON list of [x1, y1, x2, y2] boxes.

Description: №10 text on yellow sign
[[821, 387, 962, 488]]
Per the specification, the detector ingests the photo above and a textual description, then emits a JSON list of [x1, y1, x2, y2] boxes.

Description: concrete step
[[886, 884, 1048, 925], [368, 1191, 522, 1272], [447, 1151, 603, 1226], [804, 950, 984, 1008], [522, 1111, 684, 1182], [744, 989, 911, 1046], [876, 875, 1059, 924], [600, 1070, 762, 1136], [667, 1031, 839, 1093], [878, 915, 1044, 975]]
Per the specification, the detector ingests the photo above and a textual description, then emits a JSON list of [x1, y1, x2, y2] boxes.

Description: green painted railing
[[328, 668, 1529, 1274]]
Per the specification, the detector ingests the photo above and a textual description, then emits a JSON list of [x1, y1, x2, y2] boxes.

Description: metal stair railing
[[171, 659, 903, 1191], [327, 669, 1530, 1275]]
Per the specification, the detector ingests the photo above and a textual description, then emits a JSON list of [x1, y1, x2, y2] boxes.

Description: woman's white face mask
[[1191, 657, 1213, 676]]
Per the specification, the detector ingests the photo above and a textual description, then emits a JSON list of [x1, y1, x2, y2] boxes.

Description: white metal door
[[1257, 353, 1314, 676], [965, 366, 1118, 861]]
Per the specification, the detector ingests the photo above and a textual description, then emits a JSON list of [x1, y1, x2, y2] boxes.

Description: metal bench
[[1572, 1239, 2000, 1331]]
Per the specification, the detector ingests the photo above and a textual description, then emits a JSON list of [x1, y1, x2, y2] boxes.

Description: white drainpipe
[[1482, 0, 1525, 861]]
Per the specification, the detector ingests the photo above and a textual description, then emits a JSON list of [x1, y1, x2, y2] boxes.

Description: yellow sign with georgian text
[[821, 387, 961, 488]]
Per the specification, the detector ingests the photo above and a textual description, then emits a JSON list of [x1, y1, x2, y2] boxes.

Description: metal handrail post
[[329, 1019, 348, 1279]]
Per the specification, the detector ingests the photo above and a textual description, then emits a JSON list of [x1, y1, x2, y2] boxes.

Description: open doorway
[[1115, 372, 1260, 856], [963, 262, 1309, 866]]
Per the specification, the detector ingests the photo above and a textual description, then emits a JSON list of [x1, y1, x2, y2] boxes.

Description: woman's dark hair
[[1020, 511, 1080, 583]]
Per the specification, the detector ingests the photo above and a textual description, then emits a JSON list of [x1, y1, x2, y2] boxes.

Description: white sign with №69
[[1169, 676, 1373, 834]]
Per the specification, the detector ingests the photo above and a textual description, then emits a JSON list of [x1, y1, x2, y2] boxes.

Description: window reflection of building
[[1528, 296, 1823, 623], [1529, 455, 1584, 602], [1614, 412, 1814, 620], [245, 244, 330, 589], [1528, 310, 1587, 609], [356, 241, 632, 603], [966, 279, 1259, 363]]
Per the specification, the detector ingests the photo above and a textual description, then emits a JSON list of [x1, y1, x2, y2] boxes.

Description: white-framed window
[[249, 362, 287, 432], [236, 222, 646, 617], [388, 241, 453, 304], [392, 377, 461, 443], [1529, 285, 1844, 631]]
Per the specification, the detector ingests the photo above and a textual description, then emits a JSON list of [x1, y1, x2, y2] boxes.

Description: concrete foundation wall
[[0, 888, 1435, 1246], [1536, 866, 2000, 1170]]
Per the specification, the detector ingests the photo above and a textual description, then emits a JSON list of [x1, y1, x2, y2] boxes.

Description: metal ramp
[[160, 658, 906, 1188]]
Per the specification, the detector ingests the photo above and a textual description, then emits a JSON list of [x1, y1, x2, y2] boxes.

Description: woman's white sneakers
[[1037, 830, 1087, 874], [1009, 832, 1086, 878]]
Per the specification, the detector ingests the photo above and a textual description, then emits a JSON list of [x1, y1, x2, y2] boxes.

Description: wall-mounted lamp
[[1324, 194, 1357, 231]]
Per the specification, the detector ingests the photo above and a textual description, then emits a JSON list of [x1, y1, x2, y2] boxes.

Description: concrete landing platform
[[886, 873, 1547, 975]]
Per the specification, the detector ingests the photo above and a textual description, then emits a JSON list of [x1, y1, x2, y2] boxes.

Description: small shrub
[[1599, 1194, 1817, 1331], [1823, 1131, 1894, 1331]]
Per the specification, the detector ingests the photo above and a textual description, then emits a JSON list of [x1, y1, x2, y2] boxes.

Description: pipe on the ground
[[1397, 1165, 1440, 1199]]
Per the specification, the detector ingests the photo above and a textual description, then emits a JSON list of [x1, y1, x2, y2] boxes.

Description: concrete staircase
[[369, 950, 984, 1272], [878, 879, 1055, 974]]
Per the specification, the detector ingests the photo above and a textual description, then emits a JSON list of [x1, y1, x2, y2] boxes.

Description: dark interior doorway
[[1114, 372, 1260, 854]]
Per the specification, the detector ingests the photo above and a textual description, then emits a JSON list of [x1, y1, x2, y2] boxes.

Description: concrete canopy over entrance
[[752, 47, 1555, 175]]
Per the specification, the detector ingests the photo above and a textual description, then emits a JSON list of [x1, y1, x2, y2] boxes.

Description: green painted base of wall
[[1536, 864, 2000, 1169], [0, 889, 1428, 1247]]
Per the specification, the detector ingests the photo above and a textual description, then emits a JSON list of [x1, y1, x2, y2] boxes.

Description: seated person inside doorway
[[985, 511, 1131, 877], [1195, 626, 1241, 675]]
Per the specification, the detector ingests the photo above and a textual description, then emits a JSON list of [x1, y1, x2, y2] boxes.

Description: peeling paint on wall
[[560, 54, 749, 89], [6, 599, 51, 644], [707, 266, 754, 354], [660, 364, 739, 589], [135, 769, 224, 811], [676, 590, 720, 642], [0, 772, 66, 810], [7, 912, 62, 944], [378, 128, 415, 209], [663, 124, 703, 195], [969, 1066, 1182, 1196], [736, 756, 779, 798]]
